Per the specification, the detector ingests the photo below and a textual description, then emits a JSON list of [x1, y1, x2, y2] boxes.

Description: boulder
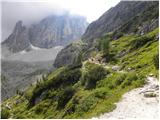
[[112, 66, 121, 71]]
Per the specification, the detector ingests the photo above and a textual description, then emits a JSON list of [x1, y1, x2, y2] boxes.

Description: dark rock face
[[82, 1, 158, 45], [54, 41, 87, 68], [2, 14, 88, 53], [137, 19, 159, 35], [2, 21, 30, 53], [29, 15, 88, 48]]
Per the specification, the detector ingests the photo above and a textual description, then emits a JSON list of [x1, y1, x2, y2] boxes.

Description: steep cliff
[[82, 1, 158, 45], [29, 15, 88, 48], [2, 14, 88, 53], [2, 21, 30, 53]]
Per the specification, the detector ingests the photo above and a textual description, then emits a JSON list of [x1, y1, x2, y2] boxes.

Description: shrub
[[121, 72, 138, 88], [28, 67, 81, 108], [130, 35, 154, 50], [57, 87, 75, 109], [64, 96, 80, 116], [101, 38, 110, 57], [104, 73, 126, 89], [73, 52, 83, 67], [98, 35, 110, 57], [82, 65, 107, 90], [114, 74, 126, 86], [77, 95, 98, 113], [93, 88, 109, 99], [153, 53, 159, 69], [35, 104, 44, 114], [1, 108, 10, 119], [112, 31, 123, 39]]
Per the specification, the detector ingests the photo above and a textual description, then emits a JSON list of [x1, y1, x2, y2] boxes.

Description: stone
[[112, 66, 121, 71], [144, 92, 157, 98]]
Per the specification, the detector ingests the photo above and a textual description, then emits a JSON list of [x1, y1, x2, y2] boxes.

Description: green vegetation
[[81, 63, 107, 89], [1, 108, 10, 119], [130, 35, 155, 51], [100, 36, 110, 57], [57, 87, 75, 109], [153, 52, 159, 69], [1, 28, 158, 119]]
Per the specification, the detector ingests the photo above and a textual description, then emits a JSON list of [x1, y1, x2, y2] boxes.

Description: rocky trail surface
[[93, 76, 159, 119]]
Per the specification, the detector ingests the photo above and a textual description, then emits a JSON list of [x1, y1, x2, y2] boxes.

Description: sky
[[1, 0, 120, 41]]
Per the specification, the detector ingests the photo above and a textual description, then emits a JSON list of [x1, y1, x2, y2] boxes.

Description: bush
[[99, 36, 110, 57], [104, 73, 126, 89], [112, 31, 123, 39], [121, 72, 138, 88], [114, 74, 126, 86], [153, 53, 159, 69], [77, 95, 98, 113], [93, 88, 109, 99], [130, 36, 154, 50], [1, 108, 10, 119], [57, 87, 75, 109], [35, 104, 44, 114], [82, 65, 107, 90], [28, 67, 81, 108]]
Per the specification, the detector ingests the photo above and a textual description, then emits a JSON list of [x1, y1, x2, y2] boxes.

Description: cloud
[[1, 1, 70, 41], [1, 0, 120, 41]]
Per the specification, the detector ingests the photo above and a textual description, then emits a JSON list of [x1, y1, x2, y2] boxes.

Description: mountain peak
[[2, 14, 88, 53]]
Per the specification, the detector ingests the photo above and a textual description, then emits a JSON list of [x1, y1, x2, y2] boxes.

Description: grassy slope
[[112, 28, 159, 76], [1, 28, 158, 119]]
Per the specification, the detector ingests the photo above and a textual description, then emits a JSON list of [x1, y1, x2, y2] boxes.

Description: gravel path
[[93, 76, 159, 119]]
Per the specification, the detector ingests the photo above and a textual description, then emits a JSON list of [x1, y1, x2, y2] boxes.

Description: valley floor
[[94, 76, 159, 119]]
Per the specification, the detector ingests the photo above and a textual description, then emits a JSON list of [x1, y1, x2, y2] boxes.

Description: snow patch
[[30, 44, 41, 50], [54, 46, 63, 49], [20, 50, 26, 54]]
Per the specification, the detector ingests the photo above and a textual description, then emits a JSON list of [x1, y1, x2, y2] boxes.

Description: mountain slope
[[2, 46, 63, 62], [82, 1, 158, 46], [54, 1, 158, 68], [1, 1, 159, 119], [1, 28, 158, 119], [29, 15, 88, 48], [2, 21, 30, 53], [2, 14, 88, 53], [1, 60, 54, 101]]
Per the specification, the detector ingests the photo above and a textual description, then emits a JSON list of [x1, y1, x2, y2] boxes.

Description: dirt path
[[93, 76, 159, 119]]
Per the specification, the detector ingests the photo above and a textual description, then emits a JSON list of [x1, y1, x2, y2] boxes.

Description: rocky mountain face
[[82, 1, 158, 46], [54, 41, 87, 68], [2, 14, 88, 53], [29, 15, 88, 48], [54, 1, 159, 68], [2, 21, 30, 53], [1, 14, 88, 101]]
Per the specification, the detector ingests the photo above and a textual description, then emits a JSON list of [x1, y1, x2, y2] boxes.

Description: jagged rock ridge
[[82, 1, 158, 45], [2, 14, 88, 53]]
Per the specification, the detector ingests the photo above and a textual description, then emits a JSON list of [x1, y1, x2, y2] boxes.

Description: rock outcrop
[[2, 14, 88, 53], [82, 1, 158, 46], [2, 21, 30, 53], [54, 41, 87, 68], [29, 15, 88, 48]]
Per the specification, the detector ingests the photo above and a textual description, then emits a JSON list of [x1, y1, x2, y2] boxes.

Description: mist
[[1, 2, 72, 41], [1, 0, 120, 41]]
